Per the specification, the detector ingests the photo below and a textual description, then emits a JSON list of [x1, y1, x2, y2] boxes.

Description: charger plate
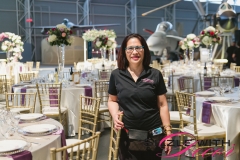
[[21, 124, 57, 134], [19, 113, 44, 121], [0, 140, 27, 153], [208, 97, 231, 102], [195, 91, 215, 97]]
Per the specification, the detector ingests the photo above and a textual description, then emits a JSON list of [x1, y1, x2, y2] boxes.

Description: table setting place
[[0, 109, 65, 160]]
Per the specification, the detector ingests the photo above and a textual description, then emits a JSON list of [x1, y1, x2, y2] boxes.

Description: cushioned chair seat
[[182, 123, 225, 137], [43, 107, 67, 115], [10, 108, 30, 113], [66, 139, 89, 153], [170, 111, 190, 122]]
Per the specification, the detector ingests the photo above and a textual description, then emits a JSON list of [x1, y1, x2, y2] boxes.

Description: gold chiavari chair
[[0, 75, 7, 103], [36, 83, 68, 135], [175, 91, 226, 160], [66, 95, 101, 152], [5, 92, 37, 113], [199, 73, 219, 91], [233, 66, 240, 73], [36, 61, 40, 71], [19, 73, 35, 82], [177, 76, 195, 93], [230, 63, 236, 70], [50, 132, 101, 160], [108, 114, 123, 160], [94, 80, 111, 126], [98, 69, 112, 80]]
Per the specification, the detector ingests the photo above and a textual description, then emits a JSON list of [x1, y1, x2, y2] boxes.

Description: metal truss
[[164, 0, 176, 30], [76, 0, 90, 25], [125, 0, 137, 36]]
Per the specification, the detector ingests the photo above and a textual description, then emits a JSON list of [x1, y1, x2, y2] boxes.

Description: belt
[[123, 127, 163, 137]]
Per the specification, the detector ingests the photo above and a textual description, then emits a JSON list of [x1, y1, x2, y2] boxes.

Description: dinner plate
[[75, 84, 91, 87], [207, 97, 231, 102], [19, 113, 44, 121], [22, 124, 57, 134], [195, 91, 215, 97], [0, 140, 27, 153]]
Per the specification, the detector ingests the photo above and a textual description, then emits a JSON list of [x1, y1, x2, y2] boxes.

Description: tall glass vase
[[183, 50, 189, 63], [108, 49, 113, 61], [189, 48, 194, 62], [6, 52, 11, 63], [57, 44, 65, 81], [100, 48, 106, 60], [208, 44, 213, 62]]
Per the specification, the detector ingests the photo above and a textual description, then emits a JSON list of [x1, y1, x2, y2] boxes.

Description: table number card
[[72, 72, 80, 84]]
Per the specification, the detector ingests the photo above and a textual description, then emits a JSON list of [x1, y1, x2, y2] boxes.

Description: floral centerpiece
[[47, 24, 74, 46], [179, 33, 200, 50], [82, 29, 117, 49], [0, 32, 24, 62], [199, 26, 221, 46]]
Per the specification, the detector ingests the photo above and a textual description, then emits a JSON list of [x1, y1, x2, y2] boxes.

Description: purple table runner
[[21, 87, 27, 106], [53, 129, 68, 160], [84, 86, 92, 97], [49, 87, 58, 107], [10, 150, 32, 160], [202, 101, 213, 124], [234, 77, 239, 87]]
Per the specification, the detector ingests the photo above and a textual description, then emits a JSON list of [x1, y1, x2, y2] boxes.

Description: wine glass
[[219, 78, 228, 96]]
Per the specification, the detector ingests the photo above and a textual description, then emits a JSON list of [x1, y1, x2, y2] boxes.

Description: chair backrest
[[50, 132, 101, 160], [98, 69, 112, 80], [198, 73, 219, 91], [233, 66, 240, 73], [36, 83, 62, 114], [230, 63, 236, 70], [36, 62, 40, 71], [94, 80, 109, 105], [108, 114, 123, 160], [5, 92, 37, 113], [0, 75, 7, 94], [19, 73, 35, 81], [78, 95, 101, 140], [177, 76, 195, 93], [175, 91, 198, 135]]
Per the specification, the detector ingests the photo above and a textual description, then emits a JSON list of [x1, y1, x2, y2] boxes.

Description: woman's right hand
[[113, 111, 124, 131]]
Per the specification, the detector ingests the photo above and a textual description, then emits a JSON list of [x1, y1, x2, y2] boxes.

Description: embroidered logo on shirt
[[142, 78, 154, 84]]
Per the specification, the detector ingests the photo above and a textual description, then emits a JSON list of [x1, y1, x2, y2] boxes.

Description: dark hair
[[117, 33, 151, 70]]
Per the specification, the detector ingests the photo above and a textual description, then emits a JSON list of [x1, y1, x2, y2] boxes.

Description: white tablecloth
[[196, 92, 240, 160], [14, 84, 93, 137], [1, 118, 63, 160]]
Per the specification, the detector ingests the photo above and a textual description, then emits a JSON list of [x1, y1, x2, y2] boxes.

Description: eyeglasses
[[125, 46, 144, 53]]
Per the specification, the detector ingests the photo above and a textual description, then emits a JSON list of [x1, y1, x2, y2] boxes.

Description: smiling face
[[125, 37, 144, 67]]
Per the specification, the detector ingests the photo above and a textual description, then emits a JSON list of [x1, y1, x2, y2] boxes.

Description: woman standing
[[108, 33, 172, 160]]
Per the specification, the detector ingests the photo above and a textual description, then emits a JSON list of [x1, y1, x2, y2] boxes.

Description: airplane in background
[[144, 21, 183, 56], [31, 18, 120, 34]]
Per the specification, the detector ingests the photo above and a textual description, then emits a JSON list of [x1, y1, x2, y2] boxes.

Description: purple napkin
[[234, 77, 239, 87], [84, 86, 92, 97], [81, 72, 88, 78], [202, 101, 213, 124], [203, 77, 212, 90], [10, 150, 32, 160], [168, 76, 171, 87], [49, 87, 58, 107], [178, 77, 185, 91], [21, 87, 27, 106]]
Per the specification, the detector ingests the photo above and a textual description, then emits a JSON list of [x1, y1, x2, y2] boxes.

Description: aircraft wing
[[71, 23, 120, 29], [166, 35, 184, 40]]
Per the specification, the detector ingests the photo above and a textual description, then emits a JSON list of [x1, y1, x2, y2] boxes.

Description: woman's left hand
[[164, 135, 172, 155]]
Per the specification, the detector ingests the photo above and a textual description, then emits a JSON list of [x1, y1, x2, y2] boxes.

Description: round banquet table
[[1, 118, 63, 160]]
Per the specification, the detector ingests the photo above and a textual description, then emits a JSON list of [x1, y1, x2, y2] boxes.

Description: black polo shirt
[[108, 67, 167, 131]]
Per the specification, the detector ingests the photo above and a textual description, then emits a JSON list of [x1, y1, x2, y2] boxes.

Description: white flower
[[187, 34, 196, 40], [13, 47, 20, 53], [106, 40, 113, 47], [96, 41, 102, 47], [56, 24, 67, 30], [181, 44, 187, 50], [1, 45, 7, 51], [205, 26, 215, 32], [48, 35, 57, 42], [67, 36, 74, 44], [187, 41, 194, 48], [202, 36, 212, 46]]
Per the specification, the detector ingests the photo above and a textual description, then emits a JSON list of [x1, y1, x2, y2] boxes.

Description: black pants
[[118, 129, 165, 160]]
